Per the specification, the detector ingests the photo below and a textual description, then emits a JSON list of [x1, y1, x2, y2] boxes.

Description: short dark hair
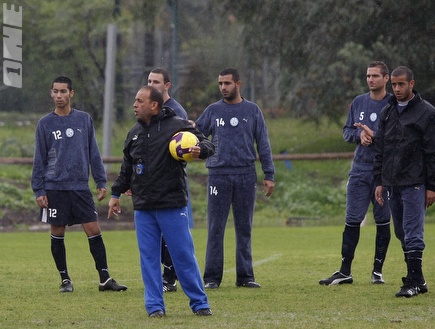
[[368, 61, 389, 76], [150, 67, 171, 84], [140, 85, 163, 108], [391, 66, 414, 81], [52, 76, 73, 91], [219, 68, 240, 82]]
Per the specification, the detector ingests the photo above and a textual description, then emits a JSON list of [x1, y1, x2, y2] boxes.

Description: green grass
[[2, 115, 435, 328], [1, 225, 435, 328]]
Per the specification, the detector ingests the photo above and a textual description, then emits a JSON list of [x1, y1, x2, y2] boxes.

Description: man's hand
[[375, 185, 384, 206], [263, 180, 275, 197], [36, 195, 48, 208], [108, 197, 121, 219], [426, 189, 435, 208], [354, 123, 373, 146], [97, 188, 107, 201], [189, 145, 201, 159], [188, 120, 196, 127]]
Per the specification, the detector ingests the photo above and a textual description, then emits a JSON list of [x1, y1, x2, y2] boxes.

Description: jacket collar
[[390, 90, 422, 107]]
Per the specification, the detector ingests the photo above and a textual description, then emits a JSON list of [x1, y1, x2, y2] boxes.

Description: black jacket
[[111, 107, 215, 210], [373, 91, 435, 190]]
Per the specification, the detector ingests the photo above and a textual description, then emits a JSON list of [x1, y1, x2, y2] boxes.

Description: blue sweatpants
[[203, 172, 257, 286], [134, 207, 209, 315], [345, 170, 390, 226], [341, 170, 391, 274], [387, 185, 426, 252]]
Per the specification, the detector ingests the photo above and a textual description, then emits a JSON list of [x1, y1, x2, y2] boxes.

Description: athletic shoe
[[204, 282, 219, 289], [418, 281, 428, 294], [319, 271, 353, 285], [195, 308, 213, 316], [395, 277, 418, 298], [99, 278, 128, 291], [149, 310, 165, 317], [163, 280, 177, 292], [236, 281, 261, 288], [371, 271, 385, 284], [60, 279, 73, 293]]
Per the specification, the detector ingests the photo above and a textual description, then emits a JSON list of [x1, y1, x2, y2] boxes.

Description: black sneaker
[[236, 281, 261, 288], [60, 279, 73, 293], [395, 277, 419, 298], [99, 278, 128, 291], [149, 310, 165, 317], [195, 308, 213, 316], [418, 281, 428, 294], [204, 282, 219, 289], [319, 271, 353, 285], [163, 280, 177, 292], [371, 271, 385, 284]]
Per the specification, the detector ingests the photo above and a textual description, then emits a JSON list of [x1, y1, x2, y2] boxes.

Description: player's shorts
[[39, 190, 98, 226]]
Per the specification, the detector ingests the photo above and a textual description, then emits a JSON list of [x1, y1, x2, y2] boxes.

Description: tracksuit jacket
[[32, 109, 106, 197], [196, 98, 274, 181], [343, 92, 392, 173], [373, 90, 435, 190], [111, 107, 215, 208]]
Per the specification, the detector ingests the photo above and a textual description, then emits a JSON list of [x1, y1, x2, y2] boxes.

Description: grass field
[[2, 113, 435, 328], [1, 224, 435, 328]]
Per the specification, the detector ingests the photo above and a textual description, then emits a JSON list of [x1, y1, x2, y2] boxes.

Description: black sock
[[51, 234, 70, 281], [340, 224, 360, 276], [373, 222, 391, 273], [406, 250, 424, 285], [161, 238, 177, 284], [88, 234, 110, 283]]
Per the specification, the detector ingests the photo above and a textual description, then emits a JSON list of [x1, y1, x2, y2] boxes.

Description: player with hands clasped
[[373, 66, 435, 297], [31, 76, 127, 293], [319, 61, 392, 286], [108, 86, 215, 317], [196, 68, 275, 289]]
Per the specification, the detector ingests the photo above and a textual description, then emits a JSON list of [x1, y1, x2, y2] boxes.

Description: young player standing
[[319, 61, 392, 285], [196, 68, 275, 289], [374, 66, 435, 297], [31, 76, 127, 293]]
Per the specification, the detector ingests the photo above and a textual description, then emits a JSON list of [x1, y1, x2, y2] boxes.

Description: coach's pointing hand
[[108, 197, 121, 219]]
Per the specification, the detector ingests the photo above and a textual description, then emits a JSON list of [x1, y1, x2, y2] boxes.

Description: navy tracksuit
[[341, 92, 392, 275], [196, 98, 274, 286]]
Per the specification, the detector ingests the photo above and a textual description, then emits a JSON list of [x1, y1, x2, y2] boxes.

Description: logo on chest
[[66, 128, 74, 138], [230, 117, 239, 127]]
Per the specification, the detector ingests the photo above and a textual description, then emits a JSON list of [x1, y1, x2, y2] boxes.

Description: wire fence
[[0, 152, 354, 165]]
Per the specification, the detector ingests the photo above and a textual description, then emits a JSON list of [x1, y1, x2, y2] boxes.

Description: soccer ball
[[169, 131, 199, 162]]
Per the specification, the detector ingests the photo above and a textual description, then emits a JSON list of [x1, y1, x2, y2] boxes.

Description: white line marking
[[224, 254, 283, 273]]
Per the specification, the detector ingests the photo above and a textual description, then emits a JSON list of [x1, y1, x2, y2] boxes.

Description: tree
[[2, 0, 434, 124], [4, 0, 114, 122], [220, 0, 435, 123]]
